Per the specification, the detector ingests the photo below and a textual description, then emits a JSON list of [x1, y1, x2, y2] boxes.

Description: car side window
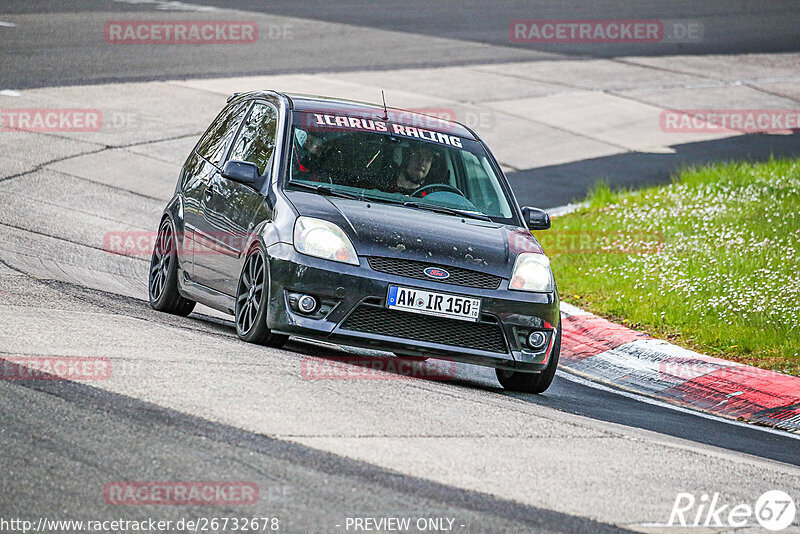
[[229, 102, 278, 176], [459, 151, 511, 218], [195, 101, 249, 168]]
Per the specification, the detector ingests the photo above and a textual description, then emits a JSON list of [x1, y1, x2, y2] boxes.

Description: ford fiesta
[[149, 91, 561, 393]]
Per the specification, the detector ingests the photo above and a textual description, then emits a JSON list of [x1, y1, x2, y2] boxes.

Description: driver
[[293, 129, 324, 174], [390, 145, 434, 195]]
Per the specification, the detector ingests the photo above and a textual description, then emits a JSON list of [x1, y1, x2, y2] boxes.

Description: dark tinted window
[[195, 101, 249, 167], [288, 112, 514, 222], [229, 102, 278, 176]]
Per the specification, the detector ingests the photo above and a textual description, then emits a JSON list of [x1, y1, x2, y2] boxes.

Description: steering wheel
[[411, 183, 466, 198]]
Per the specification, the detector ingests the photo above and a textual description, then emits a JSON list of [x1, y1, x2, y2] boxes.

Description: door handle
[[204, 186, 216, 199]]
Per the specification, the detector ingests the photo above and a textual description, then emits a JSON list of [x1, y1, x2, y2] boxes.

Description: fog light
[[298, 294, 318, 314], [527, 330, 548, 350]]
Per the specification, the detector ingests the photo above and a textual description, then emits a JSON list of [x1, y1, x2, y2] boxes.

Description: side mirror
[[521, 206, 551, 230], [221, 160, 259, 187]]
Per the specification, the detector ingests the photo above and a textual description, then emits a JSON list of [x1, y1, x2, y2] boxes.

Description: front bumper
[[265, 243, 560, 372]]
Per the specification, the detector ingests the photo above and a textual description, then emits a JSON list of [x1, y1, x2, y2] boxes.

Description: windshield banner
[[306, 113, 463, 148]]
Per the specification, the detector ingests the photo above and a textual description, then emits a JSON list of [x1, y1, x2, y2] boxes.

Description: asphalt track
[[3, 0, 800, 208], [3, 0, 800, 88], [0, 362, 628, 533], [1, 275, 798, 530], [1, 1, 800, 532]]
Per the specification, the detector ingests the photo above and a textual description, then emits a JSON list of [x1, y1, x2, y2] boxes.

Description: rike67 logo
[[669, 490, 796, 531]]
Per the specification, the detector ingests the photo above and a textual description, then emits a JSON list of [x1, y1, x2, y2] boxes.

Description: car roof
[[231, 90, 476, 140]]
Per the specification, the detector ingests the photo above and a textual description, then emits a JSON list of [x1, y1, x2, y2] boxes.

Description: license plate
[[386, 285, 481, 322]]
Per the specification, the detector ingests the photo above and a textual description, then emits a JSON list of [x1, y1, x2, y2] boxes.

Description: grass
[[541, 158, 800, 376]]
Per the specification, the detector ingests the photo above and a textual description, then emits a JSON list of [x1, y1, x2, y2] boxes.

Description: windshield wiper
[[287, 181, 363, 200], [359, 194, 405, 206], [403, 201, 492, 221], [288, 182, 492, 221]]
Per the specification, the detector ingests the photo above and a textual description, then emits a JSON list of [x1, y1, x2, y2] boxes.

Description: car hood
[[285, 191, 543, 278]]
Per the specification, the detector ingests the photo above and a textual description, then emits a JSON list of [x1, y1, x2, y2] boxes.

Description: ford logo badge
[[424, 267, 450, 280]]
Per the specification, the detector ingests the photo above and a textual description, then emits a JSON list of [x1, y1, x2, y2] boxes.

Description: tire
[[235, 244, 288, 348], [149, 218, 196, 317], [495, 327, 561, 394]]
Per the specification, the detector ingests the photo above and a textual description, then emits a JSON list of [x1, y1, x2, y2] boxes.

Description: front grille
[[340, 303, 508, 353], [367, 257, 502, 290]]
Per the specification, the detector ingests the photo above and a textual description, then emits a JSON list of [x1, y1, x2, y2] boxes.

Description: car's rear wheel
[[495, 327, 561, 394], [149, 218, 196, 316], [235, 245, 288, 348]]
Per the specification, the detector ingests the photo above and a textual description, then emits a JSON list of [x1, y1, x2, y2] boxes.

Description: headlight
[[509, 253, 554, 292], [293, 216, 359, 265]]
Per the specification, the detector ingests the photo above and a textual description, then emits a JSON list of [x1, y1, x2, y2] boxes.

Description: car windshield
[[286, 111, 516, 224]]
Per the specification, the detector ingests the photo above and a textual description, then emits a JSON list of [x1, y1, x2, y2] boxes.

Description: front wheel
[[149, 218, 195, 316], [495, 327, 561, 394], [235, 245, 288, 348]]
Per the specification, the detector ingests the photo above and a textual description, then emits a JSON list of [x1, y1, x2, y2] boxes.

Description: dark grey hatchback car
[[149, 91, 561, 393]]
